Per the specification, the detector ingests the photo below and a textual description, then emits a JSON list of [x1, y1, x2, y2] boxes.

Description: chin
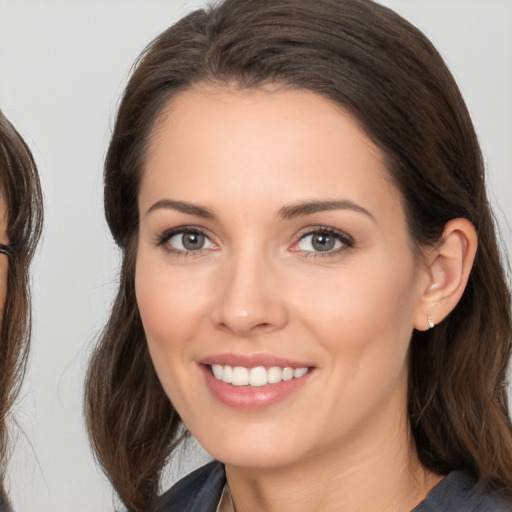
[[193, 423, 306, 470], [211, 446, 298, 470]]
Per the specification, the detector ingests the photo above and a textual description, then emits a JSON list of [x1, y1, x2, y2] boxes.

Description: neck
[[224, 403, 441, 512]]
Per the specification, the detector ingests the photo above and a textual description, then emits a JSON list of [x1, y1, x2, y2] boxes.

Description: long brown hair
[[0, 111, 43, 499], [85, 0, 512, 509]]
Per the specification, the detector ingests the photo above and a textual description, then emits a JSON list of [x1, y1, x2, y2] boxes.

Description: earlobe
[[413, 218, 478, 331]]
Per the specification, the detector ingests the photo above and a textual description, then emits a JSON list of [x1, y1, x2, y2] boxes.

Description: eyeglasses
[[0, 244, 14, 257]]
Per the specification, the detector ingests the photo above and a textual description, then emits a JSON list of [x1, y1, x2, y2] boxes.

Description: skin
[[135, 87, 443, 512]]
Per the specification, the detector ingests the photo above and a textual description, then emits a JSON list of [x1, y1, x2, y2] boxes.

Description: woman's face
[[136, 87, 430, 471]]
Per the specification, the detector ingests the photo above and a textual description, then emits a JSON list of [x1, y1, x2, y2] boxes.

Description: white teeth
[[267, 366, 283, 384], [249, 366, 267, 387], [210, 364, 310, 386], [282, 367, 294, 381], [232, 366, 249, 386], [212, 364, 223, 380], [221, 365, 233, 383], [294, 367, 308, 378]]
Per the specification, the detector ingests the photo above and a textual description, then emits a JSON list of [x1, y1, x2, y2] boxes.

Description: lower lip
[[201, 365, 313, 410]]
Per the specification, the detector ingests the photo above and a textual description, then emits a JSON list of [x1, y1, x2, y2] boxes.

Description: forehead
[[141, 86, 401, 221]]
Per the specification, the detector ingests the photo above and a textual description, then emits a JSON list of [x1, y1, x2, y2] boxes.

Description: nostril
[[253, 321, 270, 328], [249, 322, 273, 333], [216, 320, 273, 336]]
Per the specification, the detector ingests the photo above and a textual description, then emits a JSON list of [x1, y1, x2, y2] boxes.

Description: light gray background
[[0, 1, 511, 510]]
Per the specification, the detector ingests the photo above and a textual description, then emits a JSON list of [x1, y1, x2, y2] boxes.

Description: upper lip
[[200, 353, 313, 369]]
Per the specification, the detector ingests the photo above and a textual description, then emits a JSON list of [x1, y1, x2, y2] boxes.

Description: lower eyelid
[[167, 248, 209, 258]]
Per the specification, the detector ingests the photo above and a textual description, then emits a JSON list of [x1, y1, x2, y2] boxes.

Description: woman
[[0, 112, 43, 510], [85, 0, 512, 510]]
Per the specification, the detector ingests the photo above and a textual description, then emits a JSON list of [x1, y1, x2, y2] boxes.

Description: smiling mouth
[[209, 364, 310, 387]]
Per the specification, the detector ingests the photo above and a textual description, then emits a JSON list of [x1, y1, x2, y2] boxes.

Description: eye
[[158, 227, 216, 254], [293, 228, 353, 255]]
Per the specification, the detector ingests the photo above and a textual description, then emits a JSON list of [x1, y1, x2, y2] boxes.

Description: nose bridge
[[212, 242, 287, 335]]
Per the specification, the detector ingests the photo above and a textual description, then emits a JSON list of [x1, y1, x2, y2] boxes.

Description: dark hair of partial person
[[84, 0, 512, 510], [0, 111, 43, 504]]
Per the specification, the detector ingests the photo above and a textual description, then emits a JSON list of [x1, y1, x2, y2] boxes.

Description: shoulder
[[153, 461, 226, 512], [413, 471, 512, 512]]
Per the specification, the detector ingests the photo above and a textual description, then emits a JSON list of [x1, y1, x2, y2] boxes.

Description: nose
[[210, 250, 288, 336]]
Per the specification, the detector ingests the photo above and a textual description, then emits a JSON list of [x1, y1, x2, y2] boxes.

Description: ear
[[413, 218, 477, 331]]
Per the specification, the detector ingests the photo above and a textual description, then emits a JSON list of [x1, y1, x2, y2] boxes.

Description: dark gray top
[[155, 461, 512, 512], [155, 461, 225, 512], [412, 470, 512, 511]]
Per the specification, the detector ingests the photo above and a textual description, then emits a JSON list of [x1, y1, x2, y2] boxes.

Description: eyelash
[[155, 226, 354, 258], [292, 227, 354, 258], [155, 226, 215, 257]]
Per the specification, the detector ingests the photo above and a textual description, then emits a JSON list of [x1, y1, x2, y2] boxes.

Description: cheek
[[134, 253, 204, 410], [299, 255, 416, 325], [347, 265, 417, 339], [291, 253, 419, 373], [134, 252, 211, 355]]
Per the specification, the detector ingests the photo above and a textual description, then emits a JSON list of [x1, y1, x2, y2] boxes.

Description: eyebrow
[[145, 198, 375, 222], [277, 200, 375, 222], [146, 199, 216, 218]]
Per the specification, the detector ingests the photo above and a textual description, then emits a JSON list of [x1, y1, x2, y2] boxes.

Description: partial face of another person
[[135, 87, 430, 471], [0, 197, 8, 317]]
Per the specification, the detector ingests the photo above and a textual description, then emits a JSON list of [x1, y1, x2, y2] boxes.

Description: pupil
[[312, 233, 335, 252], [182, 232, 204, 250]]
